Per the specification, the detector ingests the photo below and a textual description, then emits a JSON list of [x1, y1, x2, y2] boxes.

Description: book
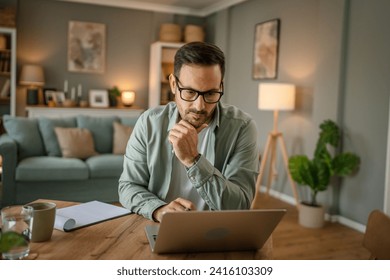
[[0, 78, 10, 97], [54, 200, 131, 232]]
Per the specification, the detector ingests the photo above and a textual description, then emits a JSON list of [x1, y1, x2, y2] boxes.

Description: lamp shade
[[121, 90, 135, 106], [258, 83, 295, 111], [20, 65, 45, 87]]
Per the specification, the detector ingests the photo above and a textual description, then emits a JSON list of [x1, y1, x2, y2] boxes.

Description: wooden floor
[[252, 193, 371, 260]]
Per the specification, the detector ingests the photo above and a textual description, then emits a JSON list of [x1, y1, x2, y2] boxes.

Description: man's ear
[[168, 74, 176, 95]]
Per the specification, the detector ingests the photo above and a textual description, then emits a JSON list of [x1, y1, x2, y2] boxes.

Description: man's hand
[[152, 198, 196, 223], [168, 120, 207, 167]]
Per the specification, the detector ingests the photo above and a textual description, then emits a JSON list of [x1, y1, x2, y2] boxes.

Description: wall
[[14, 0, 390, 225], [210, 0, 389, 224], [16, 0, 205, 115]]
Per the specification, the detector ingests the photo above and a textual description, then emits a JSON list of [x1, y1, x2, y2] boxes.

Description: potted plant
[[288, 120, 360, 228], [108, 86, 121, 107]]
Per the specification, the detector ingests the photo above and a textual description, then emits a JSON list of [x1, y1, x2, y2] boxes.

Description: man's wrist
[[186, 153, 201, 169]]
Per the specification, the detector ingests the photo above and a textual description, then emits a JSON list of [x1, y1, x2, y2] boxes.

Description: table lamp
[[20, 64, 45, 105], [121, 90, 135, 106], [254, 82, 300, 208]]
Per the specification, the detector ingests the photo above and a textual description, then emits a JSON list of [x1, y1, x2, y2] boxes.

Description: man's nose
[[193, 95, 206, 111]]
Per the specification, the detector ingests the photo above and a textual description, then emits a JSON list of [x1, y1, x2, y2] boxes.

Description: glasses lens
[[204, 92, 221, 103], [181, 89, 198, 101]]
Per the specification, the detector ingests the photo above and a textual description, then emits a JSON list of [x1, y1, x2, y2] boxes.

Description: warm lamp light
[[253, 82, 299, 209], [20, 64, 45, 105], [258, 83, 295, 111], [121, 91, 135, 106]]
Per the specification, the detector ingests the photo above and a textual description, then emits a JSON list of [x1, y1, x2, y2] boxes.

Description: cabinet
[[0, 27, 16, 119], [148, 41, 183, 108]]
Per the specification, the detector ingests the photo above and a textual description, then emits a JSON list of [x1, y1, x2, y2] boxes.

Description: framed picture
[[68, 21, 106, 73], [53, 91, 66, 106], [43, 88, 56, 105], [89, 89, 109, 108], [253, 19, 280, 79]]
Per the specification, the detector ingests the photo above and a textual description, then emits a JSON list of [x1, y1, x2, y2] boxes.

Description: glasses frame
[[174, 75, 224, 104]]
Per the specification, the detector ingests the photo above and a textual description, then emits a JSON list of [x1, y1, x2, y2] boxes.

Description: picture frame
[[89, 89, 109, 108], [253, 19, 280, 80], [43, 88, 56, 105], [53, 91, 66, 106], [68, 21, 106, 74]]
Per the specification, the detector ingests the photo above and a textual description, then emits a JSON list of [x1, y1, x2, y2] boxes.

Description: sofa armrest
[[0, 134, 18, 206]]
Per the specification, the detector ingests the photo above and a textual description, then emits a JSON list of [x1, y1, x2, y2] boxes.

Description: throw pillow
[[3, 115, 45, 160], [54, 127, 98, 159], [38, 117, 77, 157], [113, 122, 133, 154], [77, 115, 119, 154]]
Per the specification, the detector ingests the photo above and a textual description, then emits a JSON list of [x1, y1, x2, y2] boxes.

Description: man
[[119, 42, 259, 222]]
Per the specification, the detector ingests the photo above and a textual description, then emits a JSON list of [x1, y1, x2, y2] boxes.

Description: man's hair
[[174, 42, 225, 79]]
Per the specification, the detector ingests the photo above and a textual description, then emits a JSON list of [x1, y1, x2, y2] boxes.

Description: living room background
[[9, 0, 390, 226]]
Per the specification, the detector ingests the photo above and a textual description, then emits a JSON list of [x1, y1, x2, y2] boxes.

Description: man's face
[[169, 64, 222, 129]]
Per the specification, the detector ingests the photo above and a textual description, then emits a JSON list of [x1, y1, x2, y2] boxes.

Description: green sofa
[[0, 114, 138, 207]]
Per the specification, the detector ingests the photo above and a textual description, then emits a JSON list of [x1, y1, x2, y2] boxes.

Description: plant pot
[[298, 202, 325, 228]]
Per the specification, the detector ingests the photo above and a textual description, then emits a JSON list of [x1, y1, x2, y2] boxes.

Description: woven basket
[[184, 25, 205, 43], [159, 24, 182, 42]]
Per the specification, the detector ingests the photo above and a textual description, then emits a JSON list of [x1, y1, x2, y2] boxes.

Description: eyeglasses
[[174, 76, 223, 104]]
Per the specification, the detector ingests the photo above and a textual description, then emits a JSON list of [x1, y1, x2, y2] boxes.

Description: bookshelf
[[0, 27, 16, 118]]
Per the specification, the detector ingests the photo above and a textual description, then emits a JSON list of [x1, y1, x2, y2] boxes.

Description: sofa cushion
[[77, 115, 118, 154], [120, 116, 138, 127], [113, 121, 133, 154], [3, 115, 45, 160], [54, 127, 98, 159], [16, 156, 89, 181], [38, 117, 77, 156], [86, 154, 123, 179]]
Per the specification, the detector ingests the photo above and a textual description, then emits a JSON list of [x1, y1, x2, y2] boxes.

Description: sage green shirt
[[118, 102, 259, 220]]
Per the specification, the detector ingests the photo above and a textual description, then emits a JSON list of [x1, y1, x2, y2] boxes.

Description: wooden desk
[[28, 200, 273, 260]]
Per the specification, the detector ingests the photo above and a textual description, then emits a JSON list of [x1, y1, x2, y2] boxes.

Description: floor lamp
[[254, 83, 300, 208]]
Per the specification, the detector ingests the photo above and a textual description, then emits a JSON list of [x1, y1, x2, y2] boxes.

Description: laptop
[[145, 209, 286, 254]]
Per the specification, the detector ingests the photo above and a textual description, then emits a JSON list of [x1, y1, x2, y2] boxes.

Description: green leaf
[[333, 153, 360, 176], [0, 232, 28, 253]]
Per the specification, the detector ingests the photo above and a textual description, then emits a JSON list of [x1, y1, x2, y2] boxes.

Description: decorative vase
[[298, 202, 325, 228]]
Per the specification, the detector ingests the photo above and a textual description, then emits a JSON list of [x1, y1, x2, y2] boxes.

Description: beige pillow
[[54, 127, 98, 159], [113, 122, 133, 154]]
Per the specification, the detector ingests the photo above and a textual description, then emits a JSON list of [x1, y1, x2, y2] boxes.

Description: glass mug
[[1, 205, 33, 260]]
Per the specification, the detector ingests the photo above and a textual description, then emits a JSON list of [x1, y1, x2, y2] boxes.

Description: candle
[[77, 84, 82, 97], [64, 80, 68, 93], [71, 87, 76, 100]]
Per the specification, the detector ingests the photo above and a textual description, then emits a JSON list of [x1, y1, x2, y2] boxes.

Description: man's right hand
[[152, 197, 196, 222]]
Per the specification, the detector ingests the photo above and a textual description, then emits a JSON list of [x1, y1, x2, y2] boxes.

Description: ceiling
[[59, 0, 248, 16]]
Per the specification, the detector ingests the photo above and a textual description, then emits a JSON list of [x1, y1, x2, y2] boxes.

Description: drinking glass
[[1, 205, 33, 260]]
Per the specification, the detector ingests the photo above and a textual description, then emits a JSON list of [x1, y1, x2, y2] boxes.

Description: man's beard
[[183, 109, 211, 129]]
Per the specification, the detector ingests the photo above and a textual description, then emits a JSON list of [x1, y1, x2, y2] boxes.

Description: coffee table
[[28, 199, 273, 260]]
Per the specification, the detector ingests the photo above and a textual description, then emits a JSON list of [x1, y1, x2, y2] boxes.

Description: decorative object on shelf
[[253, 83, 299, 208], [253, 19, 280, 80], [288, 120, 361, 228], [108, 86, 121, 106], [68, 21, 105, 74], [0, 7, 16, 27], [184, 25, 205, 43], [43, 88, 56, 105], [159, 23, 181, 42], [121, 90, 135, 106], [52, 91, 65, 106], [19, 64, 45, 105], [89, 89, 109, 108], [0, 34, 6, 49]]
